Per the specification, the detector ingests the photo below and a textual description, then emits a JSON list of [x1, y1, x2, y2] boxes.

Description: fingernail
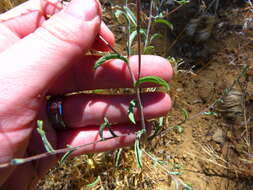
[[66, 0, 101, 21]]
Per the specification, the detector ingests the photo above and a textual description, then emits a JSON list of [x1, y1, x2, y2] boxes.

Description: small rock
[[212, 128, 225, 144]]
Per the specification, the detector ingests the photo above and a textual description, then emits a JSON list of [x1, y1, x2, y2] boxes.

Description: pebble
[[212, 128, 225, 144]]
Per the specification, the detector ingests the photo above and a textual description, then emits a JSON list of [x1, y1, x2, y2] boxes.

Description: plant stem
[[0, 135, 128, 168], [136, 0, 142, 80], [144, 0, 154, 49]]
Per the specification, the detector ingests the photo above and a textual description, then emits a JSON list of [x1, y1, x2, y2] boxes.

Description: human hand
[[0, 0, 172, 189]]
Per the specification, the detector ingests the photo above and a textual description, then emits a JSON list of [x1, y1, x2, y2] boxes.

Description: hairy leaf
[[87, 176, 101, 188], [123, 6, 137, 27], [99, 118, 117, 141], [37, 120, 55, 153], [134, 129, 146, 168], [154, 18, 174, 30], [150, 33, 163, 43], [59, 145, 75, 166], [128, 99, 137, 124], [144, 46, 155, 54], [134, 76, 170, 90], [94, 54, 128, 70], [129, 29, 147, 49], [115, 9, 130, 25], [114, 148, 123, 168]]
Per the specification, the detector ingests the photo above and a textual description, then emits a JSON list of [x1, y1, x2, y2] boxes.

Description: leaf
[[37, 120, 55, 153], [129, 29, 147, 49], [123, 6, 137, 27], [114, 148, 123, 168], [114, 9, 130, 25], [87, 176, 101, 188], [134, 76, 170, 90], [168, 171, 182, 175], [94, 54, 128, 70], [175, 0, 190, 4], [202, 111, 218, 116], [150, 33, 163, 43], [134, 129, 146, 168], [144, 46, 155, 54], [181, 108, 189, 123], [128, 99, 137, 124], [172, 125, 184, 134], [99, 118, 117, 141], [154, 18, 174, 30], [148, 117, 164, 141], [59, 145, 75, 166]]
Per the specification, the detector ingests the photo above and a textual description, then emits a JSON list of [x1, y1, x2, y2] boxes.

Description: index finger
[[0, 0, 114, 51]]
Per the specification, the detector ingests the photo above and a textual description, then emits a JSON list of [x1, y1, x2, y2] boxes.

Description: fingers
[[57, 122, 151, 155], [0, 0, 102, 105], [49, 55, 173, 94], [61, 92, 171, 128], [0, 0, 114, 52], [91, 22, 115, 51]]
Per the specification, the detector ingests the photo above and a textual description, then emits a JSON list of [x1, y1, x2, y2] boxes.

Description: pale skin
[[0, 0, 173, 189]]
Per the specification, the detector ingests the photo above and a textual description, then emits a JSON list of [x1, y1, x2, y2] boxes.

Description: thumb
[[0, 0, 101, 107]]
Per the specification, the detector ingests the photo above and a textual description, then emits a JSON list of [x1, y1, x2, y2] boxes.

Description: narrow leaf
[[114, 9, 130, 25], [59, 145, 75, 166], [148, 117, 164, 140], [144, 46, 155, 54], [128, 99, 137, 124], [168, 171, 182, 175], [172, 125, 184, 134], [134, 129, 146, 168], [94, 54, 128, 70], [123, 6, 137, 27], [99, 118, 117, 141], [99, 118, 109, 141], [87, 176, 101, 188], [134, 76, 169, 90], [181, 108, 189, 123], [114, 148, 123, 168], [202, 111, 218, 116], [129, 29, 147, 49], [150, 33, 163, 43], [154, 18, 174, 30], [37, 120, 55, 153]]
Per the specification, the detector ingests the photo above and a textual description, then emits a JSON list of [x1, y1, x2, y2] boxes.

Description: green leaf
[[129, 29, 147, 49], [123, 6, 137, 27], [175, 0, 190, 4], [10, 158, 25, 165], [94, 54, 128, 70], [114, 148, 123, 168], [87, 176, 101, 188], [144, 46, 155, 54], [168, 171, 182, 175], [128, 99, 137, 124], [202, 111, 218, 116], [59, 145, 75, 166], [99, 118, 117, 141], [148, 117, 164, 141], [150, 33, 163, 43], [181, 108, 189, 123], [114, 9, 131, 25], [154, 18, 174, 30], [37, 120, 55, 153], [134, 129, 146, 168], [134, 76, 170, 90], [172, 125, 184, 134]]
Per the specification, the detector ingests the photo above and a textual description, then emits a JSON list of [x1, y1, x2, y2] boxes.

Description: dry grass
[[0, 0, 26, 13]]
